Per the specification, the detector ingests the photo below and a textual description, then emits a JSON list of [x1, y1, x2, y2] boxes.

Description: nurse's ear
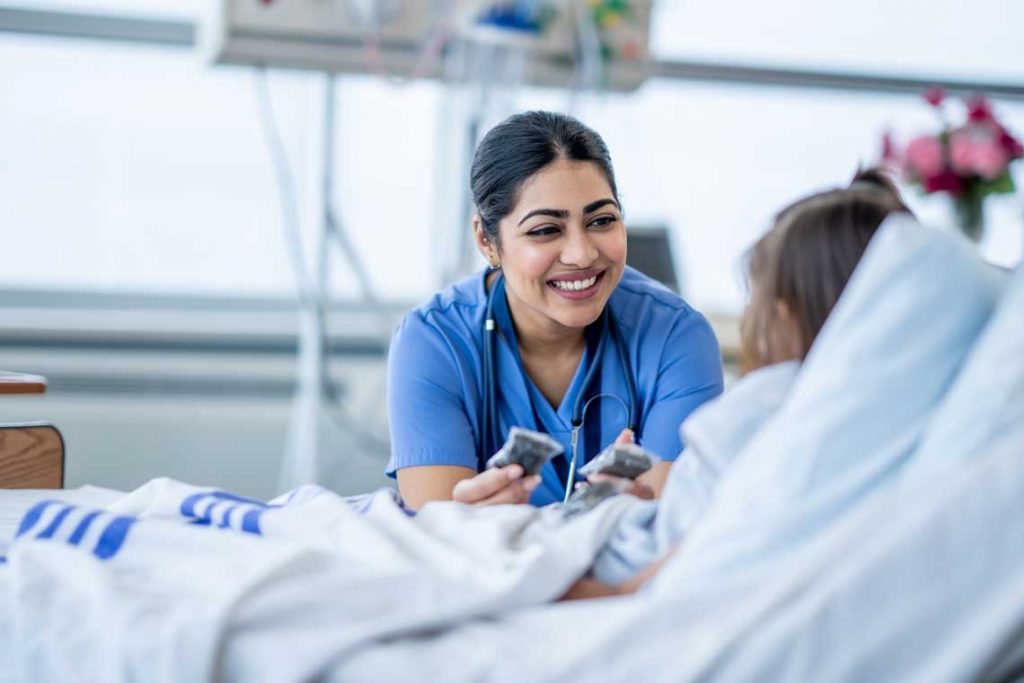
[[473, 215, 500, 268]]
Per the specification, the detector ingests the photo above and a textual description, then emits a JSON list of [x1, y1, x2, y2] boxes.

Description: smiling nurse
[[387, 111, 724, 509]]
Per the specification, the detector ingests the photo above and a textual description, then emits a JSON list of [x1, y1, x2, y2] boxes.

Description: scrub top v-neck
[[484, 276, 609, 491], [386, 266, 724, 506]]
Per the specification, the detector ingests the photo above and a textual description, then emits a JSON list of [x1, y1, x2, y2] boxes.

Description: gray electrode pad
[[485, 427, 564, 476], [577, 442, 658, 480]]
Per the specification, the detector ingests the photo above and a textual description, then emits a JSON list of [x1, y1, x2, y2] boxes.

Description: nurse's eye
[[526, 225, 560, 238], [588, 215, 618, 230]]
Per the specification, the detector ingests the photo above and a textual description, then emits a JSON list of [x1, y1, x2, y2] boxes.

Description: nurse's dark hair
[[740, 167, 912, 372], [470, 111, 620, 244]]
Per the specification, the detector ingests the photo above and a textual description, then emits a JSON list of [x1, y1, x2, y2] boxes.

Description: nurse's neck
[[503, 284, 586, 357], [499, 276, 586, 408]]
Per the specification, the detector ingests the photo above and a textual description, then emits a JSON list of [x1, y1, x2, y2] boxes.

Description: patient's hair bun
[[848, 166, 909, 212]]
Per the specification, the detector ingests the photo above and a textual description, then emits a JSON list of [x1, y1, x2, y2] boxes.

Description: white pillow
[[910, 265, 1023, 473], [675, 215, 1005, 579]]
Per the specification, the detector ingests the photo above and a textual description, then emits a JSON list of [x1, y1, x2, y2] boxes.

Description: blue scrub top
[[386, 266, 724, 506]]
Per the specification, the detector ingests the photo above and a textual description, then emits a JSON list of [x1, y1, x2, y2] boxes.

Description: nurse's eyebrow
[[517, 208, 569, 226], [516, 199, 619, 226], [583, 198, 618, 214]]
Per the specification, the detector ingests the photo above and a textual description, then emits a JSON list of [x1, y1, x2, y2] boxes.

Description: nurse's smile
[[547, 268, 606, 300]]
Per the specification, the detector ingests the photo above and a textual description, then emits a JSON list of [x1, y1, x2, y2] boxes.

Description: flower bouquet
[[884, 89, 1024, 241]]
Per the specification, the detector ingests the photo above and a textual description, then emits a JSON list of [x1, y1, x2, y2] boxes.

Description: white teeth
[[552, 275, 598, 291]]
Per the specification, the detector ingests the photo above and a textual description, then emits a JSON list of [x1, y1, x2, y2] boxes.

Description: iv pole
[[281, 74, 335, 490]]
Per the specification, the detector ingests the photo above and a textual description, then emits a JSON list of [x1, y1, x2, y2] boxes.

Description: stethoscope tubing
[[481, 272, 639, 497]]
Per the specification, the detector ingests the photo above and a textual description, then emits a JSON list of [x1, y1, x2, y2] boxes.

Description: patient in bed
[[563, 167, 913, 599]]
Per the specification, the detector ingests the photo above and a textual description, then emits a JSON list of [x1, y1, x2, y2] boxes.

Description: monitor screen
[[626, 226, 679, 293]]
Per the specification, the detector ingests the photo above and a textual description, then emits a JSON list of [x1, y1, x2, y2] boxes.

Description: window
[[2, 3, 1022, 314], [0, 32, 441, 300], [651, 1, 1024, 86]]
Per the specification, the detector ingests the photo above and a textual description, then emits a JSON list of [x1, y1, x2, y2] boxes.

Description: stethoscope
[[480, 271, 640, 503]]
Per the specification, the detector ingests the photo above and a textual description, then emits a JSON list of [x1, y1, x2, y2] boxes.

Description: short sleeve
[[639, 309, 725, 462], [385, 312, 479, 477]]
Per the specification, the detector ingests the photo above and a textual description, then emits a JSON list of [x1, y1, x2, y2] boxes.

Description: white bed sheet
[[0, 486, 123, 555], [1, 479, 637, 682]]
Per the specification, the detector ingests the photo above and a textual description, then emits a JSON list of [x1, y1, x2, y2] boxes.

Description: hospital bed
[[2, 217, 1023, 682]]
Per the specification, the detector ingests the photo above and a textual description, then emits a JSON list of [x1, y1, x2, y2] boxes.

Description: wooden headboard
[[0, 424, 65, 489]]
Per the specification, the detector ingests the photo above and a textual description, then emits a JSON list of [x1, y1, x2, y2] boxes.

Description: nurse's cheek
[[452, 465, 541, 506]]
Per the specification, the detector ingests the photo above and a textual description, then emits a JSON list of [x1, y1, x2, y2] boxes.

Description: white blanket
[[0, 480, 636, 682], [592, 361, 800, 583], [334, 418, 1024, 683]]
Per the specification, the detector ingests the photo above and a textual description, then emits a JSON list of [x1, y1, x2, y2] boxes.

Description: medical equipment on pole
[[201, 0, 653, 91]]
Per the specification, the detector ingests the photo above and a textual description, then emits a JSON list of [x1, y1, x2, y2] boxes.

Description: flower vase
[[953, 195, 985, 242]]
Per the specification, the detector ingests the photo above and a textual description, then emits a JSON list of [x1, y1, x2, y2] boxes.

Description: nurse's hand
[[452, 464, 542, 506], [583, 428, 655, 500], [581, 475, 655, 501]]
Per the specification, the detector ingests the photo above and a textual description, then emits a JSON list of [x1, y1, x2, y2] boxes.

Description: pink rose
[[904, 135, 945, 178], [972, 139, 1010, 179], [950, 127, 1010, 179], [923, 86, 946, 107]]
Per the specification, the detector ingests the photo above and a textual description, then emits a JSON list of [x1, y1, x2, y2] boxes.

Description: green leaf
[[976, 173, 1016, 198]]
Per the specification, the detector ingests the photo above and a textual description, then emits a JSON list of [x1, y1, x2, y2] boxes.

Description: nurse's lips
[[547, 268, 605, 300]]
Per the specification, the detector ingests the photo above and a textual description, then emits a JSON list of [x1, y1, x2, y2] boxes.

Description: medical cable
[[564, 391, 630, 505]]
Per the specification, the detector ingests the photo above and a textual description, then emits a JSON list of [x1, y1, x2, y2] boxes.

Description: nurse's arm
[[397, 464, 540, 509]]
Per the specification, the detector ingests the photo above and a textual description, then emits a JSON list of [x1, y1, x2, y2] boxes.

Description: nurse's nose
[[559, 224, 599, 267]]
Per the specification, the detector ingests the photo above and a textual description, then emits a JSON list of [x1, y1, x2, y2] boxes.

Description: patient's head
[[741, 168, 911, 372]]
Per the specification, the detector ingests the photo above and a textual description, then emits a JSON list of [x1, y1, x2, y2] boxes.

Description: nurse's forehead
[[512, 163, 615, 214]]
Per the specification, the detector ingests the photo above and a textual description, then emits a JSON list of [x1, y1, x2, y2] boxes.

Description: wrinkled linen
[[336, 418, 1024, 683], [0, 486, 123, 555], [0, 480, 636, 683], [592, 361, 800, 583], [910, 264, 1024, 476], [336, 231, 1024, 683]]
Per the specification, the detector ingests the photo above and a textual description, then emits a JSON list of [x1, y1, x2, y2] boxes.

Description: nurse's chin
[[544, 298, 607, 331]]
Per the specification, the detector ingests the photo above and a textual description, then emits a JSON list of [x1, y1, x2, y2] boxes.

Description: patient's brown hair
[[740, 168, 911, 372]]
